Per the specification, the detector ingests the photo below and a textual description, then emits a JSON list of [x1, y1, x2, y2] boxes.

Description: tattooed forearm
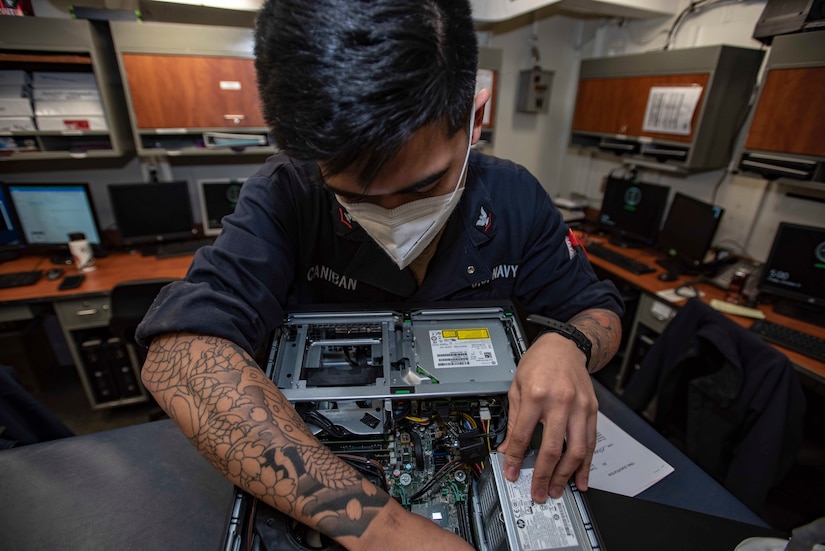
[[568, 308, 622, 372], [141, 332, 390, 539]]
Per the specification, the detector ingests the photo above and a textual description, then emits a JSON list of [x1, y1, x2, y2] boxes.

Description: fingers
[[531, 394, 570, 502], [500, 386, 538, 483], [541, 400, 593, 501], [574, 409, 599, 492]]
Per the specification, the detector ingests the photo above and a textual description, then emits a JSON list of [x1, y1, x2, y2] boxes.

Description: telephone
[[700, 254, 763, 300]]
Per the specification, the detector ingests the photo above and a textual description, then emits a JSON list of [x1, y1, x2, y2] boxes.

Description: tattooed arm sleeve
[[568, 308, 622, 373], [140, 332, 394, 547]]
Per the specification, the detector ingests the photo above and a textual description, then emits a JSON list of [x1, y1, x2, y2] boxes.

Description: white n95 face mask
[[337, 111, 475, 270]]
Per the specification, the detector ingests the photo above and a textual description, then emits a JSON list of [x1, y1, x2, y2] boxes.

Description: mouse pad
[[586, 488, 788, 551]]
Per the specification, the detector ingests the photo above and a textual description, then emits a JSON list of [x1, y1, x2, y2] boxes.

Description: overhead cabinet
[[738, 31, 825, 185], [570, 45, 764, 173], [0, 17, 131, 162], [110, 21, 274, 157]]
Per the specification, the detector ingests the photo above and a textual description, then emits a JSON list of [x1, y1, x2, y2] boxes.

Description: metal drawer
[[53, 296, 111, 330], [635, 294, 676, 334]]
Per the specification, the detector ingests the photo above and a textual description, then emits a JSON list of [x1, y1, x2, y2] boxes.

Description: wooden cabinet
[[572, 74, 709, 143], [121, 54, 265, 129], [570, 45, 763, 173], [0, 17, 131, 162], [739, 31, 825, 184], [111, 21, 275, 157]]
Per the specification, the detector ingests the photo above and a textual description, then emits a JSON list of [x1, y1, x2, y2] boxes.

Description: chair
[[108, 279, 177, 420], [0, 364, 74, 449], [109, 279, 177, 368], [621, 298, 807, 517]]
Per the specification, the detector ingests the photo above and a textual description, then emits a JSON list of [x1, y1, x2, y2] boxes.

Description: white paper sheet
[[642, 86, 703, 135], [589, 411, 674, 496]]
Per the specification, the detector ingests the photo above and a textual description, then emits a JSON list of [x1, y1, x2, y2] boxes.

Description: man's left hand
[[497, 331, 598, 503]]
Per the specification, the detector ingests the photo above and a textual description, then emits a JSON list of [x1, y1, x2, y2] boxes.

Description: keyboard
[[0, 270, 43, 289], [749, 320, 825, 363], [155, 237, 216, 259], [585, 242, 656, 275]]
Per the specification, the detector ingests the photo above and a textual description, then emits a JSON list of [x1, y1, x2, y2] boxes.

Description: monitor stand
[[607, 234, 648, 249], [655, 256, 700, 276], [0, 250, 20, 264], [773, 299, 825, 329], [50, 253, 74, 266]]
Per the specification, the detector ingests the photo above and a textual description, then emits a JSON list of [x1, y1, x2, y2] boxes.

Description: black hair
[[254, 0, 478, 188]]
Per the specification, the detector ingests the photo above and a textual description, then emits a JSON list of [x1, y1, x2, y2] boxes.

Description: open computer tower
[[222, 302, 603, 551]]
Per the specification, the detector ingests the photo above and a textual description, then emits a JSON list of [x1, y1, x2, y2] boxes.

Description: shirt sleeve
[[514, 171, 624, 323]]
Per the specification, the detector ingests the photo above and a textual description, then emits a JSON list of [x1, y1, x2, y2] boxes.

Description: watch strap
[[526, 314, 592, 368]]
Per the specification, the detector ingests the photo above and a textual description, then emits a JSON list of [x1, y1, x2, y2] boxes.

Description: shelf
[[0, 17, 131, 163]]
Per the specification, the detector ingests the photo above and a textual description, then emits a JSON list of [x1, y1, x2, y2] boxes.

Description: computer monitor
[[108, 181, 197, 246], [656, 193, 725, 275], [0, 185, 24, 262], [758, 222, 825, 328], [598, 176, 670, 248], [5, 183, 102, 257], [197, 178, 245, 236]]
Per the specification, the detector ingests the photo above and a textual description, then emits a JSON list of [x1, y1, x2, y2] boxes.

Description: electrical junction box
[[517, 68, 554, 114]]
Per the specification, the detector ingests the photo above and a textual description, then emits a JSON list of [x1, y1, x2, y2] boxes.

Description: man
[[136, 1, 623, 549]]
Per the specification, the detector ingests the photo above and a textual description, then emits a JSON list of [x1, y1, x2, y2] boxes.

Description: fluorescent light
[[150, 0, 263, 11]]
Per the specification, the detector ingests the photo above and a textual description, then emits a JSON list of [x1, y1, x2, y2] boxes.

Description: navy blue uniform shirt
[[136, 151, 623, 356]]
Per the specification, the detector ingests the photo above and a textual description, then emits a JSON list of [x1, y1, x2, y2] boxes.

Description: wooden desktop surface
[[576, 230, 825, 384], [2, 242, 824, 382], [0, 252, 192, 304]]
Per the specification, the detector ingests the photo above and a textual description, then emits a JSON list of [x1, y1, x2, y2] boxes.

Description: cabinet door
[[121, 53, 265, 129], [745, 67, 825, 158], [572, 74, 708, 143]]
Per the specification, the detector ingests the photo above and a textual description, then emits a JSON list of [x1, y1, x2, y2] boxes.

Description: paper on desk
[[589, 411, 674, 496]]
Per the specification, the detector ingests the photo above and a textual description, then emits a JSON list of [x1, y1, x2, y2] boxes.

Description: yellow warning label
[[441, 328, 490, 340]]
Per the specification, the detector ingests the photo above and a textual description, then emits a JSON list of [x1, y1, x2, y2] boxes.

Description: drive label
[[428, 328, 498, 368]]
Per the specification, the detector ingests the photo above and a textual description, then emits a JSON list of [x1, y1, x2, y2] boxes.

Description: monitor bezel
[[0, 184, 25, 260], [196, 178, 245, 237], [107, 180, 198, 247], [597, 176, 671, 248], [757, 222, 825, 309], [3, 182, 103, 250], [656, 192, 725, 267]]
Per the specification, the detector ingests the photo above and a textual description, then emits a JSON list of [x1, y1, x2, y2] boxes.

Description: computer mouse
[[45, 268, 64, 281], [657, 271, 679, 282]]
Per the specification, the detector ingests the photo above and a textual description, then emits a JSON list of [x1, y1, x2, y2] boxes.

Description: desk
[[578, 232, 825, 388], [0, 253, 192, 409], [0, 379, 773, 551]]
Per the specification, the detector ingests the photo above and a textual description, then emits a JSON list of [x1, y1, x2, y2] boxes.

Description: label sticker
[[428, 328, 497, 368], [506, 468, 579, 550]]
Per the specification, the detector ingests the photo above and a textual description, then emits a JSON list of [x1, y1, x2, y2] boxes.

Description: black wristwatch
[[526, 314, 592, 368]]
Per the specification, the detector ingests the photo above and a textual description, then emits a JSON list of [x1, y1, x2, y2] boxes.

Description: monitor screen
[[758, 222, 825, 311], [197, 178, 244, 236], [108, 181, 197, 246], [0, 185, 24, 257], [657, 192, 724, 270], [5, 183, 102, 247], [598, 176, 670, 248]]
